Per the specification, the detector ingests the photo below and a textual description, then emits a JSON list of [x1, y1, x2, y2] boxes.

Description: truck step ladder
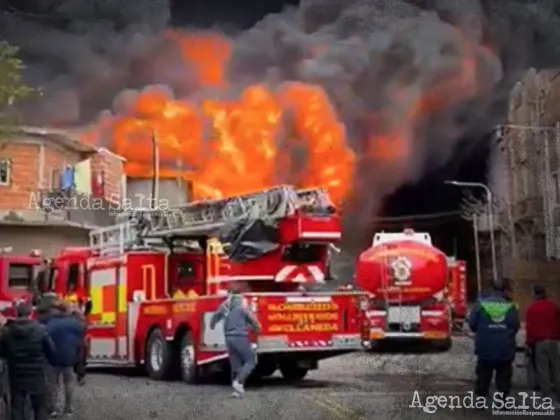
[[89, 186, 333, 256]]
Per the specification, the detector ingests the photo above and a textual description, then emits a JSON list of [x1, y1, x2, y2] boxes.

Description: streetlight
[[445, 180, 498, 287]]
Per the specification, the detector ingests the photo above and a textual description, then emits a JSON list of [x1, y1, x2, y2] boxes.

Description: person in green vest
[[469, 280, 520, 398]]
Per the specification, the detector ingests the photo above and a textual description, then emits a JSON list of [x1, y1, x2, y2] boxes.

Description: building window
[[50, 168, 61, 189], [0, 159, 10, 186], [8, 263, 33, 289]]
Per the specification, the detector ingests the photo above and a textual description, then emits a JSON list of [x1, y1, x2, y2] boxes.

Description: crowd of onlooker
[[0, 300, 86, 420]]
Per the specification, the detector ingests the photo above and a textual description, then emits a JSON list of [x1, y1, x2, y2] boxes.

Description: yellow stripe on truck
[[90, 285, 102, 316]]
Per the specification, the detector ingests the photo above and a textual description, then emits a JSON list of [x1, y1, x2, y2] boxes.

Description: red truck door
[[0, 256, 41, 312]]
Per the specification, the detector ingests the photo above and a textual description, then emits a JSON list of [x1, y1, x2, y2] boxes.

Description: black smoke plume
[[0, 0, 558, 243]]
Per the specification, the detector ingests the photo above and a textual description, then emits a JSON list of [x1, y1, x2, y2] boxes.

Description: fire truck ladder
[[89, 185, 333, 256]]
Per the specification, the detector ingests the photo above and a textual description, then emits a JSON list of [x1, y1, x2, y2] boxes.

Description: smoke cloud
[[1, 0, 559, 242]]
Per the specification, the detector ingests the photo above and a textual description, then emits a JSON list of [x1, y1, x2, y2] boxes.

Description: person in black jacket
[[0, 301, 55, 420]]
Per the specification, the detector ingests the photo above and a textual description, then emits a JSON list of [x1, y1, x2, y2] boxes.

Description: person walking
[[0, 301, 54, 420], [45, 303, 85, 416], [469, 281, 520, 398], [525, 285, 560, 403], [210, 289, 260, 398]]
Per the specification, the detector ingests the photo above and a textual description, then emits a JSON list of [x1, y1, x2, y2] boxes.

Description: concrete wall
[[504, 258, 560, 319], [0, 225, 89, 256], [126, 178, 190, 208]]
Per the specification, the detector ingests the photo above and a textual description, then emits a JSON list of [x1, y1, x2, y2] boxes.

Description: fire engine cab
[[0, 248, 42, 316], [48, 186, 369, 382]]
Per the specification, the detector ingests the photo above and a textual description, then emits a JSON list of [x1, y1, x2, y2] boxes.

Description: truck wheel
[[255, 362, 277, 378], [145, 328, 174, 380], [179, 332, 198, 384], [433, 338, 452, 352], [279, 364, 308, 382]]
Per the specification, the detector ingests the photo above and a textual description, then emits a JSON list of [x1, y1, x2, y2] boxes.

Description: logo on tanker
[[390, 256, 412, 284]]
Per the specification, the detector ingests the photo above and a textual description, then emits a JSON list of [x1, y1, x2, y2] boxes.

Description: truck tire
[[254, 362, 277, 378], [179, 332, 198, 384], [145, 328, 174, 380], [433, 338, 452, 352], [279, 363, 308, 382]]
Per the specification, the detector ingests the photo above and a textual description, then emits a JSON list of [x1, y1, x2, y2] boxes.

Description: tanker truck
[[355, 229, 452, 351]]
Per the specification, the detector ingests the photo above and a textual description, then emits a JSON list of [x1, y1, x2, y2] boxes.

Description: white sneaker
[[232, 380, 244, 395]]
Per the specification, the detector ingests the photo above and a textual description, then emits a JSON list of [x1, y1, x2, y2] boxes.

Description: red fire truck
[[355, 229, 452, 351], [0, 249, 42, 316], [46, 186, 369, 382], [447, 257, 467, 328]]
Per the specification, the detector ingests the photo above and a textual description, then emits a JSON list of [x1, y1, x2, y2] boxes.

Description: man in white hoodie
[[210, 289, 260, 397]]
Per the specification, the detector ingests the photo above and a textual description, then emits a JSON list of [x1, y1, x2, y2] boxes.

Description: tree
[[0, 40, 34, 137]]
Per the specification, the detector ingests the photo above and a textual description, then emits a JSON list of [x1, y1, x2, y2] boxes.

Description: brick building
[[0, 126, 125, 256], [491, 68, 560, 312]]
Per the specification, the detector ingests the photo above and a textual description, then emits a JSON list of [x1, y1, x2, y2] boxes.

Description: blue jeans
[[226, 335, 256, 385]]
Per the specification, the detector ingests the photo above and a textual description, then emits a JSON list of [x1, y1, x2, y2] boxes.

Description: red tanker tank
[[356, 229, 452, 351], [356, 239, 448, 303]]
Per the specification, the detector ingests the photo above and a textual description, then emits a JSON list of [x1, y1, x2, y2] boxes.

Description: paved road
[[68, 337, 537, 420]]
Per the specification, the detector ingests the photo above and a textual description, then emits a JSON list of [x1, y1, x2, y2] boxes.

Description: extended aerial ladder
[[89, 186, 336, 257]]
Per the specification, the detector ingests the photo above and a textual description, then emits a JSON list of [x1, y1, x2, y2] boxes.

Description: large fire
[[81, 29, 482, 205]]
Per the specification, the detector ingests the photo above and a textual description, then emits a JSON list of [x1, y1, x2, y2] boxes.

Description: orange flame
[[81, 29, 485, 206]]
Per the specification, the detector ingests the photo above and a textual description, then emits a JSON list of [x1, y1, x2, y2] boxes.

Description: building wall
[[126, 178, 190, 208], [0, 225, 89, 256], [0, 133, 125, 227], [500, 68, 560, 261], [0, 142, 40, 209], [505, 258, 560, 319], [91, 148, 125, 204], [0, 135, 85, 210]]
